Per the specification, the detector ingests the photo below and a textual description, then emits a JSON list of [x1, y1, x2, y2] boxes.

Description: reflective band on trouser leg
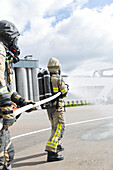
[[0, 130, 5, 168], [0, 164, 4, 170], [46, 123, 63, 152], [0, 151, 4, 168], [4, 141, 11, 166], [3, 129, 14, 169], [58, 124, 65, 141], [0, 86, 12, 107], [4, 141, 14, 167]]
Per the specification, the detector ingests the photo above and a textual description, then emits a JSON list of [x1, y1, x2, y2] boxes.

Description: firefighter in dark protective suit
[[45, 57, 68, 162], [0, 20, 35, 170]]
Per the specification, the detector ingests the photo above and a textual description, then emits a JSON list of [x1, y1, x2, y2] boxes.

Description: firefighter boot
[[47, 151, 64, 162], [57, 145, 64, 153]]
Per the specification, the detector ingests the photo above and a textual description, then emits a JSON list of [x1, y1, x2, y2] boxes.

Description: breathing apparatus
[[38, 69, 52, 109]]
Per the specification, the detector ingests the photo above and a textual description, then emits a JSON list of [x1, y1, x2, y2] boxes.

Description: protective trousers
[[45, 106, 65, 152], [0, 129, 14, 170]]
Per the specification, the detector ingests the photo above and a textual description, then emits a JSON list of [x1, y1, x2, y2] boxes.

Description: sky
[[0, 0, 113, 76]]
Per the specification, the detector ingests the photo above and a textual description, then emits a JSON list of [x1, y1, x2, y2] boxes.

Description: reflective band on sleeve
[[59, 102, 63, 107], [10, 91, 14, 96], [53, 87, 58, 93], [0, 151, 4, 157], [53, 101, 57, 105], [0, 87, 8, 95], [61, 88, 67, 95]]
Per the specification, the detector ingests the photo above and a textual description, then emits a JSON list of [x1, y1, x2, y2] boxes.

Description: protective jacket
[[0, 42, 14, 170], [0, 42, 15, 127], [51, 73, 67, 108]]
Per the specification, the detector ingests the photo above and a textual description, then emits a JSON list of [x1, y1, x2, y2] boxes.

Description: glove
[[66, 84, 69, 91], [24, 100, 35, 105], [11, 92, 37, 112], [22, 100, 37, 112]]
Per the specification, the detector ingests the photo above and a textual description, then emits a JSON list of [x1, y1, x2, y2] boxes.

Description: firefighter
[[0, 20, 35, 170], [45, 57, 68, 162]]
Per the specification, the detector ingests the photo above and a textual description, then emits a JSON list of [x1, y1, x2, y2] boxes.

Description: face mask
[[9, 38, 20, 63]]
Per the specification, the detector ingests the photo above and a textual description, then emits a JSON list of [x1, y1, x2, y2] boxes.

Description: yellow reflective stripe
[[59, 102, 63, 106], [10, 92, 13, 96], [61, 88, 67, 93], [0, 151, 4, 157], [52, 124, 60, 143], [47, 141, 57, 146], [4, 149, 9, 166], [46, 144, 57, 149], [6, 141, 11, 150], [47, 141, 57, 148], [52, 124, 62, 144], [5, 141, 12, 166], [6, 56, 13, 63], [0, 87, 6, 92], [53, 101, 63, 106], [53, 87, 58, 90], [46, 124, 63, 149], [9, 59, 13, 63], [2, 92, 8, 94], [61, 88, 67, 95], [53, 87, 58, 92], [53, 101, 57, 105], [0, 87, 8, 95], [54, 124, 62, 144], [53, 90, 58, 92]]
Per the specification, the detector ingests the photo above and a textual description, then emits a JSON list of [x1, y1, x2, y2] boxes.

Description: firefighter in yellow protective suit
[[45, 57, 68, 162], [0, 20, 35, 170]]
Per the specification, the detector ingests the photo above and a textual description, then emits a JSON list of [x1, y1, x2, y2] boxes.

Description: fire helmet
[[47, 57, 61, 73], [0, 20, 20, 62], [0, 20, 20, 48]]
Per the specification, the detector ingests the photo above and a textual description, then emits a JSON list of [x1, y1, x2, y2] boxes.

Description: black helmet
[[0, 20, 20, 48], [0, 20, 20, 63]]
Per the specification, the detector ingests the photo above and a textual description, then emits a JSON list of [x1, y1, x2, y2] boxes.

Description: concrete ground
[[9, 105, 113, 170]]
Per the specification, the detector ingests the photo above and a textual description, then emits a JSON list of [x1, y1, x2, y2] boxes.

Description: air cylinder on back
[[37, 71, 45, 100], [43, 70, 52, 98]]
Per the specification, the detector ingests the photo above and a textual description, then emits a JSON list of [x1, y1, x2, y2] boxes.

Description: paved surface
[[9, 105, 113, 170]]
